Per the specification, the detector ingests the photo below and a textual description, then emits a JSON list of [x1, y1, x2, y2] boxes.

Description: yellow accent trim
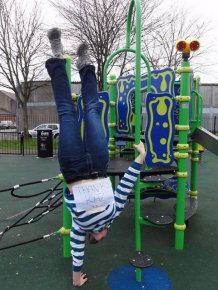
[[191, 157, 199, 162], [175, 95, 191, 102], [58, 227, 70, 235], [176, 67, 193, 74], [108, 123, 116, 128], [189, 190, 198, 197], [58, 174, 64, 181], [109, 150, 119, 156], [176, 171, 188, 177], [108, 79, 117, 85], [108, 145, 116, 150], [175, 125, 190, 131], [195, 75, 201, 83], [64, 54, 71, 60], [71, 93, 78, 100], [99, 98, 107, 137], [191, 150, 199, 154], [177, 144, 189, 149], [109, 137, 115, 142], [110, 101, 116, 107], [198, 144, 204, 151], [174, 152, 189, 159], [174, 223, 186, 231]]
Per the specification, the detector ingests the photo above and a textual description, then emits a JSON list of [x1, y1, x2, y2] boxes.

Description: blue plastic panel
[[116, 68, 175, 135], [145, 92, 176, 167], [77, 91, 109, 142]]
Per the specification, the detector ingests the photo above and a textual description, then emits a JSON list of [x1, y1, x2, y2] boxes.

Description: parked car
[[0, 120, 16, 129], [28, 123, 59, 138]]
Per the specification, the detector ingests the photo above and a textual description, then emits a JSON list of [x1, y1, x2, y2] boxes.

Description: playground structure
[[59, 0, 218, 286], [60, 0, 210, 284]]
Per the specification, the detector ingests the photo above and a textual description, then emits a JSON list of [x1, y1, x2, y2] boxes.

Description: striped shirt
[[64, 161, 141, 272]]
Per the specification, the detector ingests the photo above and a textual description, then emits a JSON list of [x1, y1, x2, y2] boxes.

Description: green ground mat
[[0, 152, 218, 290]]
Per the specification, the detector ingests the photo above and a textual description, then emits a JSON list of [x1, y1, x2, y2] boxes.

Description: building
[[200, 83, 218, 133], [0, 89, 16, 122], [1, 80, 217, 133], [16, 80, 81, 130]]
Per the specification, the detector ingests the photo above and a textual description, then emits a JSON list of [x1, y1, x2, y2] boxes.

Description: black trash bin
[[37, 129, 53, 158]]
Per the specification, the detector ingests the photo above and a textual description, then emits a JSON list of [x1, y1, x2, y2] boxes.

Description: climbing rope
[[0, 176, 64, 250]]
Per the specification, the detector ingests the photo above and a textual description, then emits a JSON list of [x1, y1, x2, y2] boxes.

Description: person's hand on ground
[[72, 271, 88, 287]]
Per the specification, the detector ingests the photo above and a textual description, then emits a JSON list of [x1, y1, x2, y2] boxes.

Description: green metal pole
[[102, 0, 151, 282], [63, 182, 71, 257], [175, 60, 191, 250], [189, 78, 200, 200], [126, 0, 135, 48], [190, 143, 199, 199], [108, 74, 117, 157], [129, 0, 142, 282], [108, 74, 117, 189], [65, 55, 71, 83], [103, 48, 150, 92], [62, 55, 72, 258]]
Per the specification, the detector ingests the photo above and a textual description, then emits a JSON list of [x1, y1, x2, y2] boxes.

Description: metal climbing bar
[[189, 77, 202, 200], [62, 55, 72, 258], [174, 59, 191, 249], [103, 48, 151, 91], [131, 0, 143, 282], [103, 0, 151, 282], [104, 0, 150, 282]]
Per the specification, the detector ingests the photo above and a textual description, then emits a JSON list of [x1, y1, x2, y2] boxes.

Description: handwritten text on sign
[[73, 177, 114, 211]]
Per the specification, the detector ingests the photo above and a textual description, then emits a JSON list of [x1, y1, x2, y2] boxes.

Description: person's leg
[[77, 44, 109, 174], [46, 30, 90, 183], [80, 65, 109, 173]]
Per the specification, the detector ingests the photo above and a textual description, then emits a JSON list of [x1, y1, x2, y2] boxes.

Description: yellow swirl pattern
[[147, 96, 173, 164]]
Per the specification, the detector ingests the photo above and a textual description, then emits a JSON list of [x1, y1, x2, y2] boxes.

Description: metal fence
[[202, 115, 217, 135], [0, 130, 58, 155], [0, 115, 217, 155]]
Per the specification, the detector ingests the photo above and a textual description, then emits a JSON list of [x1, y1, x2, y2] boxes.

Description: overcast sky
[[17, 0, 218, 83], [162, 0, 218, 83]]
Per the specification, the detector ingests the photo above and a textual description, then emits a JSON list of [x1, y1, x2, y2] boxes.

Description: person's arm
[[71, 221, 87, 287], [113, 141, 146, 216]]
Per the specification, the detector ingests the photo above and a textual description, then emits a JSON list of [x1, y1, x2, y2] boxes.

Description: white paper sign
[[72, 177, 114, 211]]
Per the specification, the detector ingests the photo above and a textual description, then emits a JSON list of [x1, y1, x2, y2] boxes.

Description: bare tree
[[142, 6, 209, 71], [0, 0, 46, 136], [50, 0, 162, 90]]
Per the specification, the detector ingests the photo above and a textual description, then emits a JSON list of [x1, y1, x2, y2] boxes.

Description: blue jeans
[[45, 59, 109, 183]]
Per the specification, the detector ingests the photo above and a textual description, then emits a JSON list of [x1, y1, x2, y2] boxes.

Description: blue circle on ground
[[107, 265, 172, 290]]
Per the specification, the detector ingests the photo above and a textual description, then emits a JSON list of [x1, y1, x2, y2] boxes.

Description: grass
[[0, 138, 58, 152]]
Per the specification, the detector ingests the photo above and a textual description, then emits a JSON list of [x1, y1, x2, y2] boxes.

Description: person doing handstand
[[46, 28, 146, 287]]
